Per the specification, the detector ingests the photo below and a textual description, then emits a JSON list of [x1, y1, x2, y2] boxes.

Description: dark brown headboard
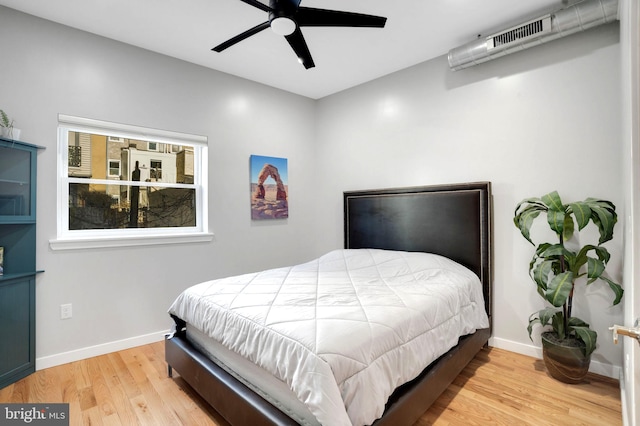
[[344, 182, 492, 324]]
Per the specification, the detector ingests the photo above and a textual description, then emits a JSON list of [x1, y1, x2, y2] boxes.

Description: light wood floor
[[0, 342, 622, 425]]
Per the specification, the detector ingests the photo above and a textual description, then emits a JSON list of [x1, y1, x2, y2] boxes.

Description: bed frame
[[165, 181, 492, 425]]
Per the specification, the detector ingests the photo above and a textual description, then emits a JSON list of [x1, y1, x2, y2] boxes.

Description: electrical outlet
[[60, 303, 72, 320]]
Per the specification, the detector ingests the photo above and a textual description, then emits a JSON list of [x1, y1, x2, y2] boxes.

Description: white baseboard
[[490, 336, 621, 380], [34, 332, 622, 381], [35, 329, 170, 371]]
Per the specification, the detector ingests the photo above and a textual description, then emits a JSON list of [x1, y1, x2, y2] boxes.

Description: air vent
[[487, 15, 551, 50], [448, 0, 618, 71]]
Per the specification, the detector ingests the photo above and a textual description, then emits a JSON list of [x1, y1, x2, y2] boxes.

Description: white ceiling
[[0, 0, 564, 99]]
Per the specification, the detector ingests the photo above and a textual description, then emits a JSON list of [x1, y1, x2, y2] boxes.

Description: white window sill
[[49, 232, 214, 251]]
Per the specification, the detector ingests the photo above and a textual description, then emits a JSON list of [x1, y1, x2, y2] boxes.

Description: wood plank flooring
[[0, 342, 621, 425]]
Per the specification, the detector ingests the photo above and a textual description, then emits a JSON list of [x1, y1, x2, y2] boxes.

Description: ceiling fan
[[213, 0, 387, 69]]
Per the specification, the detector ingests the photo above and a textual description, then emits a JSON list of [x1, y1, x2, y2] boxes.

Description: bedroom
[[0, 0, 638, 424]]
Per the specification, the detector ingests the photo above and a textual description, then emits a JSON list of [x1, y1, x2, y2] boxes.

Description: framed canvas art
[[250, 155, 288, 220]]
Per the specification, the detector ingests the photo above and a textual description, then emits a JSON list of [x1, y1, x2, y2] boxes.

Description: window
[[108, 160, 121, 178], [51, 115, 211, 250], [150, 160, 162, 180]]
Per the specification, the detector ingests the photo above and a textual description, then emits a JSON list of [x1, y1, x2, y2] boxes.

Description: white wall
[[315, 22, 624, 374], [0, 7, 318, 367]]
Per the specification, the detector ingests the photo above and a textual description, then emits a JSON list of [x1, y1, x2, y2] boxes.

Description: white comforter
[[168, 249, 489, 426]]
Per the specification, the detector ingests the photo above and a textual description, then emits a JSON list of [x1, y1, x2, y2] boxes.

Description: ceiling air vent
[[447, 0, 619, 71], [488, 16, 551, 50]]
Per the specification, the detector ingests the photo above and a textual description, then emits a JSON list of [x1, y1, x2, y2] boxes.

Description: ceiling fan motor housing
[[268, 0, 299, 35], [269, 0, 300, 19]]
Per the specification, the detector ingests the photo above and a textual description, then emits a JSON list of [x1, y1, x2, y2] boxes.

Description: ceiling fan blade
[[238, 0, 271, 13], [285, 28, 315, 69], [295, 7, 387, 28], [212, 21, 271, 52]]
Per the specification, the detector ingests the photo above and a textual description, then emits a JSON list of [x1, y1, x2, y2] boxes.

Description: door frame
[[621, 0, 640, 424]]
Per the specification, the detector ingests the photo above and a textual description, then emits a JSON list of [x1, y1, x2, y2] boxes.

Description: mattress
[[186, 323, 320, 425], [168, 248, 489, 426]]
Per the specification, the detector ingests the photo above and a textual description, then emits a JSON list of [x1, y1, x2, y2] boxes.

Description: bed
[[165, 181, 492, 425]]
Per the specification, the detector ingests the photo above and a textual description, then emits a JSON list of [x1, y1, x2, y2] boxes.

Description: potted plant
[[0, 109, 20, 140], [513, 191, 623, 383]]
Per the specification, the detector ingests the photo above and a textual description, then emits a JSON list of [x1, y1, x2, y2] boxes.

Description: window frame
[[50, 114, 212, 250], [149, 159, 162, 180], [108, 159, 121, 178]]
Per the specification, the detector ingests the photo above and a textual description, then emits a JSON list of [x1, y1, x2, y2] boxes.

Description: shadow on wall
[[444, 21, 620, 90]]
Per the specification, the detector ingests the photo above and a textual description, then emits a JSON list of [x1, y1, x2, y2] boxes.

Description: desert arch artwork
[[250, 155, 289, 220]]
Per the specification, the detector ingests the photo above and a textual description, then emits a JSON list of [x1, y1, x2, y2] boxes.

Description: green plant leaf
[[547, 210, 566, 237], [542, 191, 564, 212], [563, 212, 575, 241], [527, 314, 541, 340], [589, 202, 617, 244], [546, 271, 573, 307], [0, 109, 11, 128], [601, 276, 624, 306], [568, 317, 589, 327], [569, 202, 592, 230], [573, 245, 597, 275], [551, 311, 566, 338], [514, 198, 546, 214], [535, 242, 552, 256], [514, 203, 545, 245], [540, 244, 570, 257], [585, 198, 616, 211], [531, 260, 553, 294], [593, 245, 611, 264], [572, 326, 597, 356], [559, 253, 578, 276], [537, 191, 566, 238], [540, 308, 559, 327], [586, 257, 605, 283], [528, 308, 559, 339], [517, 209, 541, 244]]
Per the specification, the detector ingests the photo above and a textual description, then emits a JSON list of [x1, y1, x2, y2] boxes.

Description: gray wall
[[315, 22, 624, 374], [0, 6, 625, 374], [0, 7, 318, 366]]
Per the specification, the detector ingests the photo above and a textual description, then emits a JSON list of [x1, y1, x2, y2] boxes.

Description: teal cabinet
[[0, 138, 42, 389]]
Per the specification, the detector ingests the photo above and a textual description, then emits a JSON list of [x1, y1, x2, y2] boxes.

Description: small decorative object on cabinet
[[0, 109, 20, 141], [0, 136, 44, 389]]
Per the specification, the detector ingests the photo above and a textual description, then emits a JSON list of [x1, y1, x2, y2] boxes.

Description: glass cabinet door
[[0, 141, 34, 220]]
